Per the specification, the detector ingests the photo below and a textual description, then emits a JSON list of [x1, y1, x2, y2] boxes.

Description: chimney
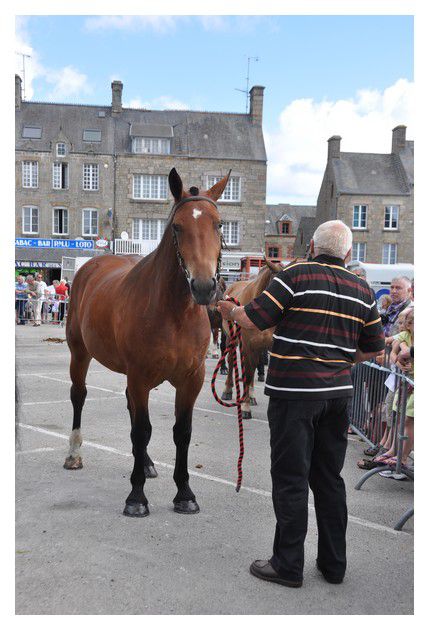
[[15, 74, 22, 110], [327, 135, 341, 160], [249, 85, 265, 125], [111, 80, 123, 114], [392, 125, 406, 154]]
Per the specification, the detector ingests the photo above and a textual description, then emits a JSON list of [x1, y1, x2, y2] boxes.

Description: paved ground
[[15, 324, 414, 615]]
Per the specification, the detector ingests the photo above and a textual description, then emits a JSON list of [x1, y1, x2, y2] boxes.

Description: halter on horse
[[64, 168, 230, 517]]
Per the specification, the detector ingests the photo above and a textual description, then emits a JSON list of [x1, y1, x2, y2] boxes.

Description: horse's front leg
[[242, 354, 257, 420], [123, 378, 152, 518], [172, 367, 205, 514]]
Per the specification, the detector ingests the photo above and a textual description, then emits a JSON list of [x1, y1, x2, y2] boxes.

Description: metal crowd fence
[[350, 357, 414, 530], [15, 295, 70, 327]]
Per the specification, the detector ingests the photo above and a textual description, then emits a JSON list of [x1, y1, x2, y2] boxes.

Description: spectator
[[379, 294, 392, 315], [24, 275, 43, 326], [64, 276, 71, 293], [35, 273, 48, 323], [46, 280, 59, 323], [15, 275, 27, 325], [381, 277, 412, 336], [55, 279, 69, 322]]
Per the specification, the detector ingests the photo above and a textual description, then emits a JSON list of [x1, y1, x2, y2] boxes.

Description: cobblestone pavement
[[15, 324, 413, 615]]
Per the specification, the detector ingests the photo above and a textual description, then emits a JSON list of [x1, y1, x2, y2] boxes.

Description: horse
[[220, 259, 284, 419], [206, 277, 226, 358], [64, 168, 231, 517]]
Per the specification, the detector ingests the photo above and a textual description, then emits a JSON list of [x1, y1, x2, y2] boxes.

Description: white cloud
[[124, 96, 190, 110], [84, 15, 181, 33], [265, 79, 415, 205], [15, 17, 91, 102]]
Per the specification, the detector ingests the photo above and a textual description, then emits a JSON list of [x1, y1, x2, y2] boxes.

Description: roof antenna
[[15, 51, 32, 100], [235, 55, 259, 113]]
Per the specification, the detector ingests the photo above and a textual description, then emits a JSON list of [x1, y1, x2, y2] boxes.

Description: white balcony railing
[[112, 239, 160, 255]]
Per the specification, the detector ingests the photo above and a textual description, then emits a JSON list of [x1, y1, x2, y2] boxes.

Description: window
[[22, 126, 42, 139], [22, 206, 39, 234], [268, 246, 280, 258], [53, 162, 69, 189], [353, 205, 367, 229], [53, 208, 69, 235], [83, 129, 102, 142], [133, 175, 168, 200], [281, 222, 291, 234], [221, 220, 239, 245], [207, 176, 241, 202], [82, 208, 98, 236], [132, 137, 171, 155], [56, 142, 66, 157], [83, 164, 99, 190], [132, 218, 167, 240], [352, 242, 366, 262], [383, 243, 397, 264], [384, 205, 399, 230], [22, 161, 38, 188]]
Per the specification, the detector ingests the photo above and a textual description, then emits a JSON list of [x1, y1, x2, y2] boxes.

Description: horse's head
[[168, 168, 230, 305]]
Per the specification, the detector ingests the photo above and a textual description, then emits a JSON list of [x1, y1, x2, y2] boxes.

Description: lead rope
[[211, 297, 248, 492]]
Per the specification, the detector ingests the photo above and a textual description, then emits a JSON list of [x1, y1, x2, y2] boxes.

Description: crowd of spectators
[[15, 274, 70, 325], [356, 275, 414, 480]]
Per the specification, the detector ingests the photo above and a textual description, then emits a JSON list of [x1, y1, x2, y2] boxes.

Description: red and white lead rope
[[211, 297, 248, 492]]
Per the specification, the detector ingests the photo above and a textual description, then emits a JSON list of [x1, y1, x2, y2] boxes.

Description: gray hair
[[391, 276, 412, 287], [312, 220, 353, 259]]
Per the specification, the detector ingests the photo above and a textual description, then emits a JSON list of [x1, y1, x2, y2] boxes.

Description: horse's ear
[[265, 258, 283, 273], [169, 168, 183, 201], [205, 170, 231, 201]]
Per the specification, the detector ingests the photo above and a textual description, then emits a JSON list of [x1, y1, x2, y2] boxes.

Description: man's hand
[[216, 299, 236, 321]]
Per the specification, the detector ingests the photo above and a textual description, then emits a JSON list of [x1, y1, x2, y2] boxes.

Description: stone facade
[[15, 76, 268, 264], [314, 128, 414, 264]]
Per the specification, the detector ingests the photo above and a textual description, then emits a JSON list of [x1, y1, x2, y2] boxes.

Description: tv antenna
[[15, 51, 31, 100], [235, 55, 259, 113]]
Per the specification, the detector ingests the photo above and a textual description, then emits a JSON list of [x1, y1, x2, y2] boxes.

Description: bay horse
[[64, 168, 230, 517], [221, 260, 283, 419]]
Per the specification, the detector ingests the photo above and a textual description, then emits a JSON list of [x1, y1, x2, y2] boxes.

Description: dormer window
[[83, 129, 102, 142], [132, 137, 171, 155], [281, 221, 291, 235], [56, 142, 66, 157]]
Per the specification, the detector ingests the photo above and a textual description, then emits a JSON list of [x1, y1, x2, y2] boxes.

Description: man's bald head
[[311, 220, 353, 260]]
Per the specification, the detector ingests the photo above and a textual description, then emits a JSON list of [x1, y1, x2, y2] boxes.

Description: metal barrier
[[351, 359, 414, 530], [15, 295, 69, 327]]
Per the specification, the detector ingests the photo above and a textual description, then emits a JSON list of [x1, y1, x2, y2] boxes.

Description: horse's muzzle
[[190, 277, 217, 305]]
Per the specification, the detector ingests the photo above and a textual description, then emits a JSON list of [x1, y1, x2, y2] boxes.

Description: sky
[[15, 14, 414, 205]]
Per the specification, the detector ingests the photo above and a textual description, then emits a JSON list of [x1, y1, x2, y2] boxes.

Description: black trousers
[[267, 397, 349, 582]]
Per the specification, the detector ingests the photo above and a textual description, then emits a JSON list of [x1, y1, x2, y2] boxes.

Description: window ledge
[[383, 229, 399, 232], [82, 189, 100, 193], [130, 198, 169, 204], [352, 227, 368, 231]]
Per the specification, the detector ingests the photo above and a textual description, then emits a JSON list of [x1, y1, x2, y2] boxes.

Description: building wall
[[114, 155, 267, 251], [16, 150, 114, 240], [264, 236, 296, 259], [337, 193, 414, 264]]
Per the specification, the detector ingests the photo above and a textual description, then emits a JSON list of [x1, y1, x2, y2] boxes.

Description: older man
[[382, 277, 412, 336], [24, 275, 43, 326], [217, 220, 385, 588]]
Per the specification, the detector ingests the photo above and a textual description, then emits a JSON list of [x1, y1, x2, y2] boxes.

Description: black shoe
[[257, 374, 264, 382], [250, 560, 302, 588], [316, 559, 344, 584]]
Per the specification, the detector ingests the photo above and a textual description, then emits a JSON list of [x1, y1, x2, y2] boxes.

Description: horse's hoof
[[242, 411, 252, 419], [63, 456, 83, 470], [123, 503, 150, 517], [257, 375, 265, 382], [173, 500, 200, 514], [249, 397, 257, 406], [221, 391, 232, 401], [144, 465, 158, 478]]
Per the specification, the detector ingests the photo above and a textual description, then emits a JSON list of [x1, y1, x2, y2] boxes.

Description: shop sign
[[15, 261, 62, 268], [15, 238, 94, 250], [221, 256, 241, 270], [95, 238, 109, 248]]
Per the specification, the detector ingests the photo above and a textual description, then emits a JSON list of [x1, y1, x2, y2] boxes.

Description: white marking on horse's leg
[[68, 428, 82, 459], [249, 385, 255, 398], [192, 208, 202, 219], [242, 401, 251, 413]]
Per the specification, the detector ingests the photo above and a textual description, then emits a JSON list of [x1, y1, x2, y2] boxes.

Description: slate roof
[[293, 216, 317, 257], [16, 101, 267, 162], [265, 204, 316, 236], [331, 144, 413, 195]]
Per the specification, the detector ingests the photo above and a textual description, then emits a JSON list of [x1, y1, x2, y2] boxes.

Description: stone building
[[265, 204, 316, 260], [294, 126, 414, 263], [15, 76, 267, 278]]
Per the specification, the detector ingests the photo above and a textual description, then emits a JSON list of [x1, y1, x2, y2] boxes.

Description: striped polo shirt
[[244, 254, 385, 400]]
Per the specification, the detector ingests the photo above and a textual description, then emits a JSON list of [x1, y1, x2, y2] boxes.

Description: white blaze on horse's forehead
[[192, 208, 202, 219]]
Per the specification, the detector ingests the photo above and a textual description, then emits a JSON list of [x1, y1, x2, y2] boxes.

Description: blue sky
[[16, 15, 414, 203]]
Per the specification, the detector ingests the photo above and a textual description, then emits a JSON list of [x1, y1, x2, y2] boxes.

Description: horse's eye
[[218, 222, 223, 230], [172, 223, 181, 233]]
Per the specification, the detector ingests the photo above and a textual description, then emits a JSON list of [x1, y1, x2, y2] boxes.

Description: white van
[[347, 261, 414, 302]]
